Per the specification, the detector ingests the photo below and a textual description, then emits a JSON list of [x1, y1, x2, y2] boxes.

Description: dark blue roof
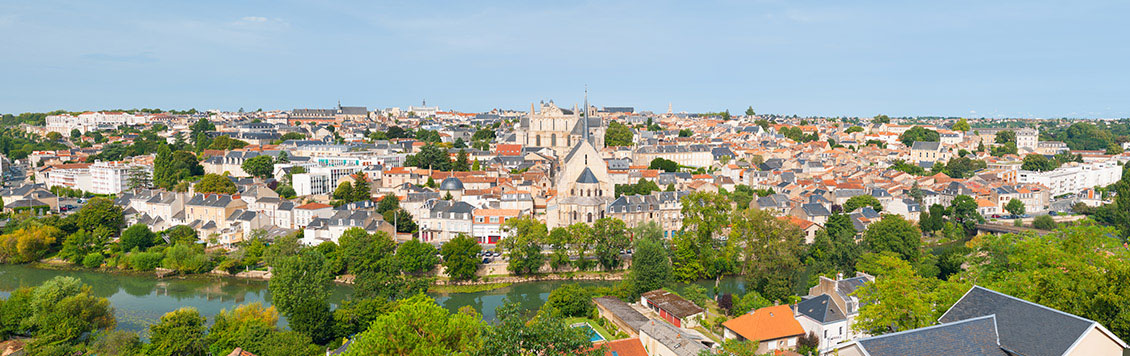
[[856, 315, 1006, 356], [576, 167, 599, 183]]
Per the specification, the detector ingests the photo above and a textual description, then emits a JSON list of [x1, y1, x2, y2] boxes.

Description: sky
[[1, 0, 1128, 118]]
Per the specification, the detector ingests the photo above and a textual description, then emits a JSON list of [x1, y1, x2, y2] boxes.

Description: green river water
[[0, 264, 749, 337]]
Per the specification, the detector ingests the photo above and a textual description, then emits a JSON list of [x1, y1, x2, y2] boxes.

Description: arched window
[[551, 134, 557, 147], [587, 212, 593, 223], [536, 135, 541, 147], [600, 211, 605, 219], [572, 211, 577, 221]]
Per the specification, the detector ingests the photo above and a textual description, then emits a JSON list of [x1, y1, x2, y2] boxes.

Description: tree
[[745, 106, 756, 116], [120, 224, 157, 252], [845, 125, 864, 134], [208, 135, 249, 150], [843, 195, 882, 213], [952, 118, 971, 132], [343, 294, 485, 355], [1021, 154, 1056, 171], [441, 234, 482, 281], [649, 157, 679, 172], [58, 229, 101, 264], [949, 195, 984, 234], [16, 276, 115, 348], [675, 192, 732, 281], [206, 303, 320, 356], [629, 237, 672, 298], [165, 225, 199, 245], [731, 291, 771, 316], [898, 126, 940, 147], [241, 155, 275, 179], [544, 284, 593, 318], [269, 249, 335, 344], [480, 302, 603, 356], [146, 307, 207, 356], [195, 174, 237, 194], [500, 216, 548, 275], [1004, 198, 1025, 216], [351, 172, 371, 202], [852, 253, 967, 335], [873, 114, 890, 124], [862, 215, 922, 263], [396, 238, 440, 276], [995, 130, 1016, 144], [376, 193, 401, 215], [591, 218, 630, 271], [605, 121, 634, 147], [453, 149, 470, 171], [127, 165, 151, 190], [69, 128, 81, 139], [73, 197, 124, 233], [332, 181, 354, 201], [405, 144, 451, 171], [728, 208, 804, 301], [383, 208, 417, 234]]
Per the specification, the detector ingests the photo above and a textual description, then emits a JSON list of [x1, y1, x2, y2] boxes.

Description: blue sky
[[1, 0, 1128, 118]]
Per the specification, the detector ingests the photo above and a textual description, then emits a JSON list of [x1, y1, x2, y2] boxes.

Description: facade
[[90, 160, 133, 194], [721, 305, 806, 354], [470, 208, 521, 244], [1018, 161, 1122, 197], [547, 120, 615, 228], [293, 165, 364, 196], [514, 100, 605, 156]]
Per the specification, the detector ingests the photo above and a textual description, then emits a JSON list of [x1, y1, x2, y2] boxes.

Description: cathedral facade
[[515, 100, 605, 158]]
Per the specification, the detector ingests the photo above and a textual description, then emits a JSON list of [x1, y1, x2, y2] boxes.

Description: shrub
[[83, 253, 105, 268]]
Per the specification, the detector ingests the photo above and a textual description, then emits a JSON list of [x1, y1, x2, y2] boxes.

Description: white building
[[292, 165, 364, 196], [45, 112, 149, 134], [45, 163, 93, 192], [90, 161, 135, 194], [1018, 161, 1122, 197]]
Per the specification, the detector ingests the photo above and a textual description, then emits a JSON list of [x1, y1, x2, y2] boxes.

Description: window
[[824, 330, 827, 338], [587, 212, 592, 223]]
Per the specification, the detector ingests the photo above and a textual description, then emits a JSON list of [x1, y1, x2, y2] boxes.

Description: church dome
[[440, 176, 464, 191]]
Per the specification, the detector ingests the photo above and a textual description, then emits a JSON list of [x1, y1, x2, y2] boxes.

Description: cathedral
[[515, 100, 606, 158], [539, 95, 615, 229]]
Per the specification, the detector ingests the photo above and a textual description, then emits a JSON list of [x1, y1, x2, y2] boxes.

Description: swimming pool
[[574, 323, 605, 342]]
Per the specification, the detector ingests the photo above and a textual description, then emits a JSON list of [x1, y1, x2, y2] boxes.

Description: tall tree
[[241, 155, 275, 179], [195, 174, 237, 194], [146, 307, 208, 356], [500, 216, 548, 275], [269, 249, 335, 344], [441, 234, 482, 281], [629, 237, 672, 298], [591, 218, 630, 271], [862, 215, 922, 263], [729, 208, 804, 301], [480, 302, 603, 356], [343, 294, 485, 355]]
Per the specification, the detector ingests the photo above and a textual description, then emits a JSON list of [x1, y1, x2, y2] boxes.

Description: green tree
[[500, 216, 548, 275], [544, 284, 593, 318], [952, 118, 971, 132], [843, 195, 883, 212], [674, 192, 732, 281], [269, 249, 335, 344], [629, 237, 672, 298], [146, 307, 207, 356], [206, 303, 320, 356], [453, 149, 470, 171], [731, 291, 771, 316], [480, 302, 603, 356], [898, 126, 940, 147], [351, 172, 371, 202], [873, 114, 890, 124], [995, 130, 1016, 144], [58, 229, 101, 264], [405, 144, 452, 171], [852, 253, 966, 335], [729, 208, 804, 301], [649, 157, 679, 172], [845, 125, 864, 134], [1004, 198, 1025, 216], [343, 294, 485, 355], [441, 234, 482, 281], [396, 238, 440, 276], [591, 218, 630, 271], [332, 181, 353, 201], [119, 224, 157, 252], [241, 155, 275, 179], [19, 277, 116, 348], [208, 135, 249, 150], [605, 121, 634, 147], [949, 195, 984, 234], [744, 106, 756, 116], [1021, 154, 1056, 171], [74, 197, 124, 233], [862, 215, 922, 263], [194, 174, 237, 194]]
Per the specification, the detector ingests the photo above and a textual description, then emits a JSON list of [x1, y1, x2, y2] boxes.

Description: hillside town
[[2, 99, 1129, 356]]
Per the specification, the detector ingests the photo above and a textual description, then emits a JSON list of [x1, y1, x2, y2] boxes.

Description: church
[[539, 95, 615, 229], [515, 100, 606, 158]]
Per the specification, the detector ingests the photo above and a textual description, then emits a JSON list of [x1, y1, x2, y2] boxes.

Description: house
[[471, 208, 521, 245], [293, 202, 334, 228], [806, 272, 874, 343], [909, 141, 948, 165], [592, 338, 647, 356], [722, 305, 806, 354], [594, 296, 650, 337], [835, 286, 1128, 356], [791, 203, 830, 226], [781, 216, 820, 244], [793, 294, 847, 353], [641, 290, 706, 328], [639, 319, 712, 356]]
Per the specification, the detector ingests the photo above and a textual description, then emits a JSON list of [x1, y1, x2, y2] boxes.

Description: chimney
[[837, 272, 844, 280]]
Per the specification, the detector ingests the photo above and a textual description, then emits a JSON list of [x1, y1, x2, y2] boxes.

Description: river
[[0, 264, 749, 337]]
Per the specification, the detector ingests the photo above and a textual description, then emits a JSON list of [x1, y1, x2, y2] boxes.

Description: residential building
[[722, 305, 806, 354], [640, 290, 705, 328]]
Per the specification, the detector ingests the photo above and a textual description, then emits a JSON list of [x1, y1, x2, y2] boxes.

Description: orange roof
[[780, 216, 816, 230], [593, 338, 647, 356], [722, 305, 805, 342], [976, 198, 996, 208], [474, 209, 521, 217], [295, 202, 332, 210]]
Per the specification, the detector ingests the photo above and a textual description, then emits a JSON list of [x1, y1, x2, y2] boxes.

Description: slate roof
[[639, 319, 710, 356], [800, 203, 831, 217], [911, 141, 942, 151], [576, 167, 599, 184], [795, 294, 845, 323], [854, 315, 1007, 356], [593, 296, 649, 333], [938, 286, 1127, 356]]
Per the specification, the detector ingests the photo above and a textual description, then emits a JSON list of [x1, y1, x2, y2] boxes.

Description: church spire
[[583, 85, 589, 141]]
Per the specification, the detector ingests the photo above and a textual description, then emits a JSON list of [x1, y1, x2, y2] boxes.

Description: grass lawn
[[564, 317, 615, 341], [428, 282, 512, 294]]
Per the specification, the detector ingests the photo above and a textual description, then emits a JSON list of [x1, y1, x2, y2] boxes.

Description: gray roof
[[576, 167, 599, 184], [855, 315, 1006, 356], [440, 176, 464, 191], [639, 319, 711, 356], [938, 286, 1119, 356], [911, 141, 942, 151], [801, 203, 831, 217], [593, 297, 649, 333], [795, 294, 845, 324]]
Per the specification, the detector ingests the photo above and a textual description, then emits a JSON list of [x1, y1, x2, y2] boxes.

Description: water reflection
[[0, 264, 750, 336]]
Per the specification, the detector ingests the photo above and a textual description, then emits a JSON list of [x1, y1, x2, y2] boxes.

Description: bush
[[1032, 215, 1057, 230], [130, 251, 164, 271], [82, 253, 105, 268]]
